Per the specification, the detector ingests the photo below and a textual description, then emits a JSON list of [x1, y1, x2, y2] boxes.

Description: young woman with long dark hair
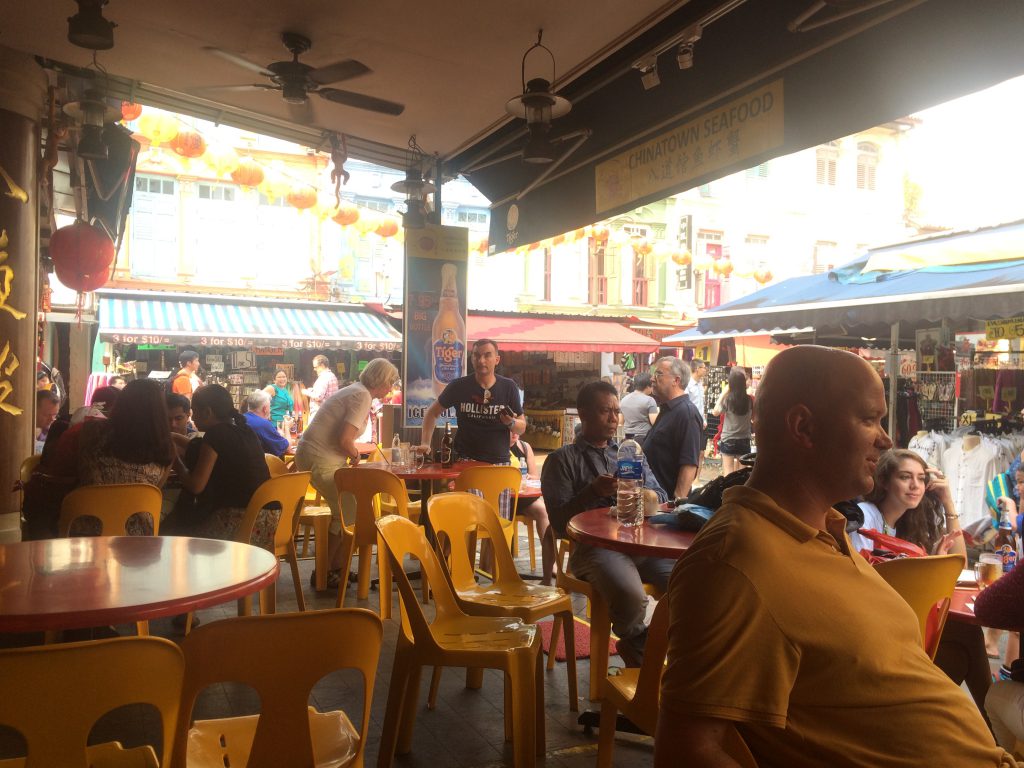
[[711, 367, 753, 475]]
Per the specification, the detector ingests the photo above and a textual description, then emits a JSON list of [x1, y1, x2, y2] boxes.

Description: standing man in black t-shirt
[[418, 338, 526, 463]]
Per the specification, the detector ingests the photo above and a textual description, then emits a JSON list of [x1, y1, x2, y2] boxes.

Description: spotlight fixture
[[63, 88, 120, 160], [505, 30, 572, 165], [637, 59, 660, 91], [67, 0, 116, 51], [391, 137, 436, 229], [676, 43, 695, 70]]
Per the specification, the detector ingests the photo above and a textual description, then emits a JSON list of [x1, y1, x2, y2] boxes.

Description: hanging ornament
[[203, 143, 240, 178], [286, 185, 318, 211], [632, 238, 653, 256], [754, 268, 773, 284], [714, 257, 734, 277], [591, 225, 610, 242], [551, 234, 565, 247], [170, 129, 207, 159], [230, 157, 265, 188], [136, 112, 179, 146], [120, 102, 143, 122], [671, 250, 692, 266], [49, 221, 115, 314], [375, 219, 400, 238], [355, 212, 379, 236], [331, 204, 360, 227], [257, 166, 289, 202]]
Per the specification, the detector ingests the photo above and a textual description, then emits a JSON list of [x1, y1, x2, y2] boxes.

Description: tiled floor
[[0, 526, 657, 767]]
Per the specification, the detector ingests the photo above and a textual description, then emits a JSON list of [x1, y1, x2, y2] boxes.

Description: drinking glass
[[975, 553, 1004, 589], [398, 443, 411, 469]]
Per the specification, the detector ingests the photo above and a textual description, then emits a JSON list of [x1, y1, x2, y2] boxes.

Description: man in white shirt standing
[[302, 354, 339, 424], [685, 359, 707, 426]]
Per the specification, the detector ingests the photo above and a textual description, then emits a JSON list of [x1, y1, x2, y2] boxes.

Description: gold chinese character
[[0, 230, 27, 320], [0, 164, 28, 204], [0, 340, 23, 416]]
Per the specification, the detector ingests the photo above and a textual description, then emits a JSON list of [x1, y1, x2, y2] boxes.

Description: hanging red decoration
[[375, 219, 399, 238], [633, 238, 653, 256], [120, 102, 143, 121], [591, 226, 610, 242], [477, 237, 489, 253], [286, 186, 318, 210], [170, 129, 207, 159], [671, 250, 692, 266], [230, 157, 265, 188], [753, 268, 773, 284], [551, 234, 565, 247], [332, 204, 360, 226], [49, 221, 114, 293]]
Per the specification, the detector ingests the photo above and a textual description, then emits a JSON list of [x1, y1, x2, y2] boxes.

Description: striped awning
[[98, 291, 402, 351]]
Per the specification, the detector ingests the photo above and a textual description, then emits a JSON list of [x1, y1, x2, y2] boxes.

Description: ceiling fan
[[200, 32, 404, 119]]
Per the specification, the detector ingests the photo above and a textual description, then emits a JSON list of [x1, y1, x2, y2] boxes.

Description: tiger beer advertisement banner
[[403, 224, 469, 428]]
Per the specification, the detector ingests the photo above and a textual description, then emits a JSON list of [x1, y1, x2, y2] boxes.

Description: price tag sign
[[986, 316, 1024, 340], [959, 410, 978, 426]]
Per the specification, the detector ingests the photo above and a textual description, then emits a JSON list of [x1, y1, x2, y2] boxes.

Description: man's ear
[[784, 404, 816, 450]]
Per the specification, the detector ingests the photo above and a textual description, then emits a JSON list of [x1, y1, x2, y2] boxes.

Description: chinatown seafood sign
[[108, 333, 400, 351]]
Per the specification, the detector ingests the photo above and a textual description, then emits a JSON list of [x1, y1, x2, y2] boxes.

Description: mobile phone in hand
[[501, 405, 516, 419]]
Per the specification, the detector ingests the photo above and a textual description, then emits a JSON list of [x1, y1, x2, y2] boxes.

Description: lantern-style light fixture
[[63, 88, 120, 160], [505, 30, 571, 164], [391, 135, 435, 229]]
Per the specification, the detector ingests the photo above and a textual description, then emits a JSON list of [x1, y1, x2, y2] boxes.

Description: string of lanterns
[[124, 103, 403, 239]]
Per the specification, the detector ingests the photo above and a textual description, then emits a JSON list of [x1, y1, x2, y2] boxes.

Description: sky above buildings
[[907, 73, 1024, 229]]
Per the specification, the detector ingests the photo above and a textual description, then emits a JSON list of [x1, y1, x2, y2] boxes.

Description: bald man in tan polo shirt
[[656, 346, 1020, 768]]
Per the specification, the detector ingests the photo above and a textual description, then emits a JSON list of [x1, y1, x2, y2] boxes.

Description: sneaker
[[615, 636, 645, 668]]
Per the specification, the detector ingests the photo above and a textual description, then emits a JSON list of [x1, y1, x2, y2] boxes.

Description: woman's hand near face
[[926, 469, 953, 505]]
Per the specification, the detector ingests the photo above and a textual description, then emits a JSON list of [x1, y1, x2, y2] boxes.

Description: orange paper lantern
[[170, 129, 207, 159], [714, 257, 734, 277], [754, 268, 773, 284], [120, 102, 143, 121], [375, 219, 399, 238], [286, 185, 318, 210], [591, 226, 610, 242], [230, 158, 265, 188], [671, 250, 692, 266], [332, 204, 360, 226], [49, 221, 114, 293]]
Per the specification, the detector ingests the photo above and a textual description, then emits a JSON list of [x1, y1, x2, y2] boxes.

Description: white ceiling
[[2, 0, 685, 161]]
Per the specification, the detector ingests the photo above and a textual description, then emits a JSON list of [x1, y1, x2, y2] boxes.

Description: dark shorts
[[719, 438, 751, 457]]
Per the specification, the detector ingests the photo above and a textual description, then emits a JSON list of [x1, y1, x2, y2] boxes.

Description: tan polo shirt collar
[[721, 486, 850, 549]]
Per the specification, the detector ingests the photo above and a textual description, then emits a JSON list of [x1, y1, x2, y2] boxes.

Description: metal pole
[[888, 321, 899, 440]]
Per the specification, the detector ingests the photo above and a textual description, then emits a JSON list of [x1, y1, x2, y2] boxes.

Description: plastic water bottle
[[391, 433, 402, 466], [616, 437, 644, 526]]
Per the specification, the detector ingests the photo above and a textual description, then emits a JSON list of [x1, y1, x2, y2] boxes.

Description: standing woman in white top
[[711, 367, 753, 476]]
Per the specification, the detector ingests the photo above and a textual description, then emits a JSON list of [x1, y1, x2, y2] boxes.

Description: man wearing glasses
[[541, 380, 670, 667], [645, 357, 704, 500]]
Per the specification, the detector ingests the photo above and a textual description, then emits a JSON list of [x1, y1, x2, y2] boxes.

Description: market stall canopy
[[696, 222, 1024, 337], [468, 313, 659, 353], [98, 289, 402, 351], [458, 0, 1024, 251]]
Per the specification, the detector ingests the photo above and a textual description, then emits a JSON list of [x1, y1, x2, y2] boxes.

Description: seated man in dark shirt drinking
[[541, 380, 670, 667]]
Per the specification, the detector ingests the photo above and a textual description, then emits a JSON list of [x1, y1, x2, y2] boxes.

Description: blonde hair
[[359, 358, 399, 391]]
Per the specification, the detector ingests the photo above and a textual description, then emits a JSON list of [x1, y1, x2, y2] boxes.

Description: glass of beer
[[975, 553, 1004, 589]]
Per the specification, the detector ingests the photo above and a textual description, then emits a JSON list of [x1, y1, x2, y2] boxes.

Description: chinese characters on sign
[[0, 162, 29, 419], [595, 79, 785, 214]]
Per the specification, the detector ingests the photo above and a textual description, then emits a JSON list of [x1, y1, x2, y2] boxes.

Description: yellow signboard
[[595, 79, 785, 213], [986, 316, 1024, 340]]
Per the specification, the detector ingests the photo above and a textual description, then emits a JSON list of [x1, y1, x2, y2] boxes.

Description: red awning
[[468, 314, 660, 352]]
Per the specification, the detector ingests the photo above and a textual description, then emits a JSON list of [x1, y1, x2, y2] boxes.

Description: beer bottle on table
[[995, 508, 1018, 573], [440, 421, 454, 468]]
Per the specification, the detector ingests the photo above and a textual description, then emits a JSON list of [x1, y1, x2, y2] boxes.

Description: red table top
[[567, 507, 695, 560], [947, 587, 982, 626], [0, 536, 279, 633]]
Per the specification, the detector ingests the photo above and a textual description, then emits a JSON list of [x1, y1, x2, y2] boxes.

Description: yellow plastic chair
[[58, 482, 163, 537], [426, 491, 577, 712], [548, 537, 663, 701], [264, 453, 289, 476], [0, 636, 184, 768], [17, 455, 40, 513], [234, 471, 311, 615], [453, 465, 520, 558], [58, 483, 164, 637], [172, 608, 382, 768], [873, 553, 964, 659], [334, 466, 421, 617], [512, 514, 539, 571], [375, 514, 544, 768], [298, 483, 333, 592]]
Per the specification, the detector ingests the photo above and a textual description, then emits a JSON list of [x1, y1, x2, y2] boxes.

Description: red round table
[[567, 507, 696, 560], [0, 536, 279, 633], [948, 586, 983, 627]]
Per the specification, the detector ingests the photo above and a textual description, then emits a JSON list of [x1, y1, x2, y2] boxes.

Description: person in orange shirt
[[171, 351, 201, 399]]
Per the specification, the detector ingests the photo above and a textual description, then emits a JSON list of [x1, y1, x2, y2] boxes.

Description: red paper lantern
[[477, 237, 489, 253], [286, 186, 318, 210], [552, 234, 565, 247], [671, 250, 692, 266], [49, 221, 114, 293], [591, 226, 610, 242], [230, 158, 265, 188], [120, 102, 143, 121], [332, 205, 360, 226], [375, 219, 399, 238], [754, 268, 773, 284], [170, 129, 207, 159], [633, 238, 653, 256]]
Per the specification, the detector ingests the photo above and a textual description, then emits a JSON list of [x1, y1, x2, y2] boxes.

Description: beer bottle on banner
[[995, 509, 1018, 572], [431, 263, 466, 396]]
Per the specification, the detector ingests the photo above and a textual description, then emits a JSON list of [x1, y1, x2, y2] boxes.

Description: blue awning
[[696, 222, 1024, 335], [98, 290, 402, 351]]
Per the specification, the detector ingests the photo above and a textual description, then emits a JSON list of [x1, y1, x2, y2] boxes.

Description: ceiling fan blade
[[203, 47, 274, 78], [318, 88, 405, 116], [309, 59, 371, 85], [288, 99, 315, 125], [191, 83, 279, 94]]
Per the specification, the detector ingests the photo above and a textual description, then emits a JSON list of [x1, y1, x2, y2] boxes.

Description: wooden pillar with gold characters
[[0, 47, 46, 533]]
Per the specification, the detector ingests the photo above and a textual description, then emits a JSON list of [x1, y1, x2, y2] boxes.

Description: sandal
[[309, 569, 343, 591]]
